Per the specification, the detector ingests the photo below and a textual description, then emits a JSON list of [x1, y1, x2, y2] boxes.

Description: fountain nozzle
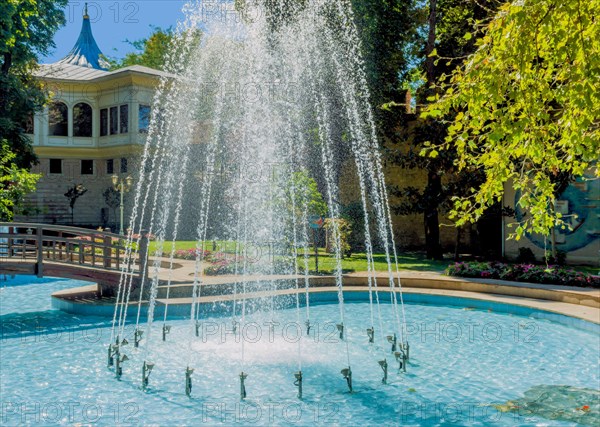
[[367, 327, 374, 343], [240, 372, 248, 400], [378, 359, 388, 384], [134, 328, 144, 348], [142, 361, 154, 390], [294, 371, 303, 399], [403, 341, 410, 360], [394, 350, 407, 372], [107, 345, 115, 367], [162, 324, 171, 341], [336, 323, 344, 340], [387, 334, 397, 352], [116, 354, 128, 379], [185, 367, 194, 397], [341, 367, 353, 393]]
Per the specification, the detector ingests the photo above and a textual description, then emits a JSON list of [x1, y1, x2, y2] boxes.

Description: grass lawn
[[300, 250, 449, 274], [149, 241, 449, 273], [148, 240, 598, 276]]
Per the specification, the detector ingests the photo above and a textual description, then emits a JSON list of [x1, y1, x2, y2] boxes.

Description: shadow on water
[[0, 309, 112, 340]]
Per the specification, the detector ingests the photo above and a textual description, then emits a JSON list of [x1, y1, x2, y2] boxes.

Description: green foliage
[[108, 26, 202, 71], [0, 0, 67, 169], [545, 249, 567, 266], [324, 218, 352, 257], [283, 170, 327, 218], [341, 201, 366, 252], [387, 0, 501, 259], [350, 0, 418, 110], [424, 0, 600, 240], [0, 139, 40, 220]]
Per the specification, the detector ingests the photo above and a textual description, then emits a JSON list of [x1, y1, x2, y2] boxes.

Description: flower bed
[[173, 248, 213, 261], [446, 261, 600, 288]]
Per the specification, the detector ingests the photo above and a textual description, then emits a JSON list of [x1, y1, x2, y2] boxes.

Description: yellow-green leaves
[[426, 0, 600, 239]]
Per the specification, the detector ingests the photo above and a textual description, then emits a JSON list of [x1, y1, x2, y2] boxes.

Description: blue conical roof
[[56, 7, 109, 70]]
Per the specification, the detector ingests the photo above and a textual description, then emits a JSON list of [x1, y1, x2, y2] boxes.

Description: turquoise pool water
[[1, 276, 599, 426]]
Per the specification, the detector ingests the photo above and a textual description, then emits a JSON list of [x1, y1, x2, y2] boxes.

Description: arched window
[[73, 102, 92, 137], [48, 102, 68, 136]]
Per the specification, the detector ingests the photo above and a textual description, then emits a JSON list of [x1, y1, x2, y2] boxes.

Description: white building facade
[[18, 12, 166, 228]]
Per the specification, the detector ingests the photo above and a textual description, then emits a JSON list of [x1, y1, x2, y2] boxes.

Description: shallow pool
[[1, 276, 599, 426]]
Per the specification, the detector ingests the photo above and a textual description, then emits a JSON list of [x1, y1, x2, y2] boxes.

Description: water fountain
[[0, 2, 576, 425], [108, 0, 410, 399]]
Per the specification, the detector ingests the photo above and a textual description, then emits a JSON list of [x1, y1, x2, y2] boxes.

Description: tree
[[103, 187, 120, 228], [0, 0, 67, 168], [64, 184, 87, 224], [108, 26, 174, 71], [282, 170, 327, 223], [424, 0, 600, 241], [107, 26, 202, 71], [350, 0, 418, 134], [0, 0, 66, 218], [324, 218, 352, 258], [387, 0, 500, 259], [0, 140, 39, 221]]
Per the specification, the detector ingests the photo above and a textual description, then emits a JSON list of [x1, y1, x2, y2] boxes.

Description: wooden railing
[[0, 222, 149, 280]]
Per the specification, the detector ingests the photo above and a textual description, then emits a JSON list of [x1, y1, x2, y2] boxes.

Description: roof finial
[[83, 3, 89, 19]]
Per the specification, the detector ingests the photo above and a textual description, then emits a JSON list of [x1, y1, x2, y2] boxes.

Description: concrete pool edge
[[50, 272, 600, 328]]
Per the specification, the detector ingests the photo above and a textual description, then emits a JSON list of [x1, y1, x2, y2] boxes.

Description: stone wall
[[338, 158, 482, 253]]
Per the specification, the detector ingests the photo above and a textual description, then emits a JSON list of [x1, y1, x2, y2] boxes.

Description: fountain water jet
[[108, 0, 410, 399]]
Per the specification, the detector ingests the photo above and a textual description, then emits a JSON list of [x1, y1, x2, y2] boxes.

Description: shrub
[[516, 247, 536, 264], [204, 259, 237, 275], [545, 249, 567, 266], [446, 261, 599, 288]]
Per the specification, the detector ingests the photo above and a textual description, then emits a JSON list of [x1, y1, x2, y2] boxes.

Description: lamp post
[[112, 175, 133, 235]]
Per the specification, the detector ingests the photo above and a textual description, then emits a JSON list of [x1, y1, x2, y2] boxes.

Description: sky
[[42, 1, 189, 64]]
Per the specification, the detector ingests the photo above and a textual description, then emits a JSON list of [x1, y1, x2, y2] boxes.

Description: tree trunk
[[425, 172, 443, 260], [454, 226, 462, 261], [421, 0, 443, 260], [425, 0, 437, 86]]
